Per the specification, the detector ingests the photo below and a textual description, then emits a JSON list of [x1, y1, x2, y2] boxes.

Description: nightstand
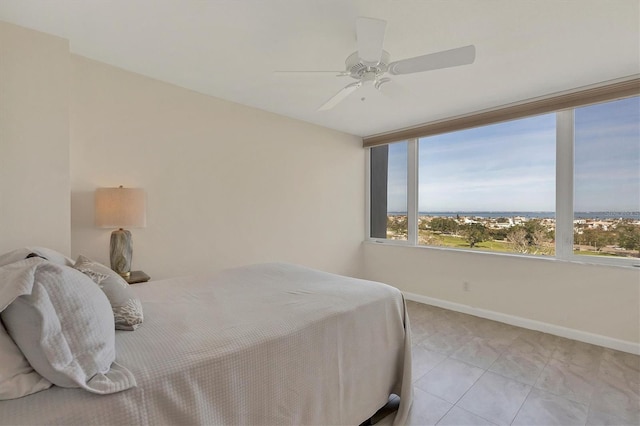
[[125, 270, 150, 284]]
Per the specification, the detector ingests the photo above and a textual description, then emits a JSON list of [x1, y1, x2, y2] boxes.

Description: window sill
[[364, 239, 640, 270]]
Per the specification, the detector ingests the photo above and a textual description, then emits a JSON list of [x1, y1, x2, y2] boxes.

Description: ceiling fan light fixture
[[362, 71, 378, 84], [345, 51, 390, 80], [374, 78, 391, 90]]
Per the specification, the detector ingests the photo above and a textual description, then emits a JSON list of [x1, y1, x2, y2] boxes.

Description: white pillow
[[0, 249, 56, 400], [0, 247, 73, 267], [0, 321, 51, 400], [27, 247, 74, 266], [0, 258, 136, 394]]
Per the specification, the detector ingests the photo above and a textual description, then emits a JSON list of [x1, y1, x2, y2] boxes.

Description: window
[[370, 141, 408, 240], [367, 91, 640, 267], [417, 115, 556, 255], [574, 97, 640, 259]]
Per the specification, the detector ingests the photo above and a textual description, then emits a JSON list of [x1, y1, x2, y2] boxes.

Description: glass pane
[[370, 141, 408, 240], [418, 114, 556, 254], [387, 142, 408, 240], [574, 96, 640, 259]]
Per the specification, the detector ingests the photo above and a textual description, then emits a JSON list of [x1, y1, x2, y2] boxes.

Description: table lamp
[[95, 186, 146, 278]]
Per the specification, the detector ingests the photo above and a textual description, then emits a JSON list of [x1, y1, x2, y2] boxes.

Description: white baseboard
[[403, 292, 640, 356]]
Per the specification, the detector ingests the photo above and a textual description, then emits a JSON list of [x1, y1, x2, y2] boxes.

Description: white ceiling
[[1, 0, 638, 138]]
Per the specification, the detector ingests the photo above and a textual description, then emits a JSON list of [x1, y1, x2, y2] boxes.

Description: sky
[[574, 97, 640, 212], [387, 96, 639, 213]]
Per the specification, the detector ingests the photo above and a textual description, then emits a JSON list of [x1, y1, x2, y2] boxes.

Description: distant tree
[[387, 215, 408, 236], [460, 223, 489, 248], [496, 217, 510, 223], [430, 217, 459, 234], [507, 227, 529, 253], [418, 232, 442, 246], [490, 228, 508, 241], [523, 220, 546, 242], [531, 228, 552, 255], [581, 228, 615, 251], [617, 224, 640, 257], [574, 230, 588, 246], [547, 229, 555, 242]]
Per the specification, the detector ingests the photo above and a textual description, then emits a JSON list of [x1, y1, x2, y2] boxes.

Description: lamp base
[[110, 228, 132, 277]]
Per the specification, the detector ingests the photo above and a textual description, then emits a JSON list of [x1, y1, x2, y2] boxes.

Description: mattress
[[0, 263, 412, 425]]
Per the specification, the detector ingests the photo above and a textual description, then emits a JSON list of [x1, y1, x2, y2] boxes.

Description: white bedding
[[0, 263, 412, 425]]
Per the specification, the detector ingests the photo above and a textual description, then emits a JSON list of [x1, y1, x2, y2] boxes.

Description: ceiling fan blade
[[388, 45, 476, 75], [318, 81, 362, 111], [356, 17, 387, 65], [274, 71, 349, 76]]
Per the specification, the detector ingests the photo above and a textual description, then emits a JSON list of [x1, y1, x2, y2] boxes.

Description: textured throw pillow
[[0, 258, 136, 394], [73, 255, 144, 331], [0, 320, 51, 400]]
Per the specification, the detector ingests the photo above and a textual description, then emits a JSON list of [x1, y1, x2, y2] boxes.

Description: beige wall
[[70, 56, 364, 279], [364, 243, 640, 347], [0, 21, 70, 255]]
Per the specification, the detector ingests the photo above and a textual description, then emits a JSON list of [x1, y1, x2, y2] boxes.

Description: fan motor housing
[[345, 51, 390, 80]]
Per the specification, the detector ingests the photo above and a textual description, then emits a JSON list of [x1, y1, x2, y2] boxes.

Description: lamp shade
[[95, 187, 146, 228]]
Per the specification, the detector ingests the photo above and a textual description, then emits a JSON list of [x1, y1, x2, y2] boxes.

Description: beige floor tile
[[602, 348, 640, 372], [419, 330, 473, 356], [586, 408, 638, 426], [488, 346, 549, 385], [407, 302, 446, 323], [439, 309, 475, 325], [457, 371, 531, 426], [414, 358, 484, 404], [464, 318, 522, 342], [512, 388, 588, 426], [436, 406, 497, 425], [535, 358, 596, 404], [412, 344, 447, 382], [419, 311, 475, 338], [405, 387, 452, 426], [404, 301, 639, 426], [599, 349, 640, 390], [509, 330, 559, 358], [410, 317, 440, 343], [590, 376, 640, 424], [552, 339, 604, 370], [451, 336, 508, 369]]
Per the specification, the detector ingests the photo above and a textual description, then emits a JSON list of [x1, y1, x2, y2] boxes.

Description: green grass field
[[397, 229, 637, 258], [572, 250, 619, 257], [419, 231, 555, 255]]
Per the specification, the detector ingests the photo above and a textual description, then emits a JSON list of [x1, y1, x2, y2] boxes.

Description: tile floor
[[380, 300, 640, 426]]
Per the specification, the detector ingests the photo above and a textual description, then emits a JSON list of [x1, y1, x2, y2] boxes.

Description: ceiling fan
[[278, 17, 476, 111]]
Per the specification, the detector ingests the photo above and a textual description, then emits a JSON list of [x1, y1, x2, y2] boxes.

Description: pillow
[[73, 255, 144, 331], [27, 247, 74, 266], [0, 248, 36, 267], [0, 258, 136, 394], [0, 247, 73, 267], [0, 320, 51, 400]]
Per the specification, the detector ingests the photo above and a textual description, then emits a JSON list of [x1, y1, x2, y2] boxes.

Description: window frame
[[365, 85, 640, 269]]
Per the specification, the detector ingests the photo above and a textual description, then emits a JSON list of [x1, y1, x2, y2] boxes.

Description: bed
[[0, 261, 412, 425]]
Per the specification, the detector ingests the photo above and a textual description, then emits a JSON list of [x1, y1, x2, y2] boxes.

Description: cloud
[[385, 97, 639, 212]]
